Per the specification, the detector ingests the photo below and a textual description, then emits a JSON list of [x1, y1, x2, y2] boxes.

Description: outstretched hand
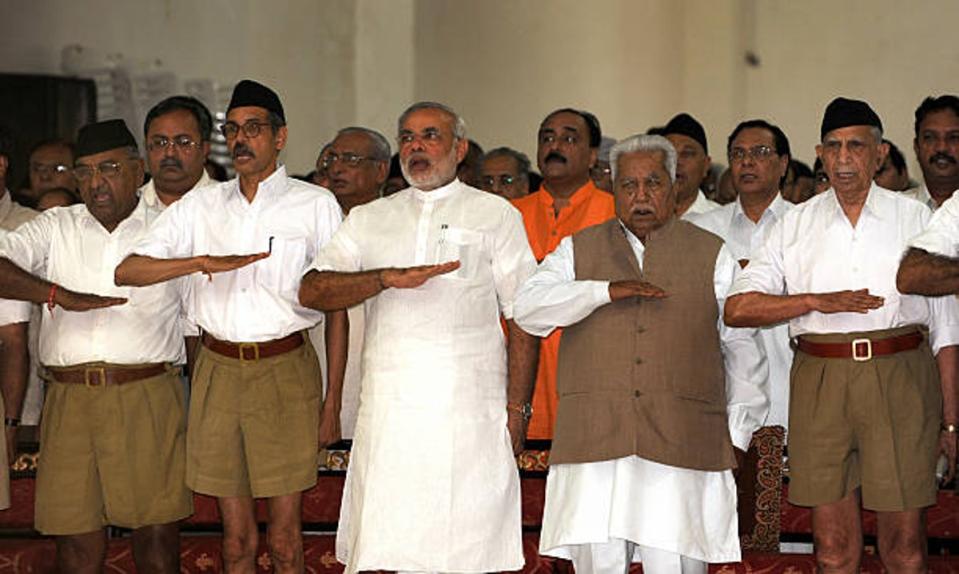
[[609, 280, 669, 302], [380, 261, 461, 289], [198, 252, 271, 281], [55, 288, 127, 311], [810, 289, 884, 314]]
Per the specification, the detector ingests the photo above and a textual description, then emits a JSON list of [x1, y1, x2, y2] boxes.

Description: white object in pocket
[[435, 226, 483, 279]]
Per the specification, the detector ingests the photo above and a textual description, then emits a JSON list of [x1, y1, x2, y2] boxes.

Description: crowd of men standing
[[0, 80, 957, 574]]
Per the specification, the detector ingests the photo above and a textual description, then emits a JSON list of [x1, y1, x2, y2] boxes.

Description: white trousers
[[568, 538, 708, 574]]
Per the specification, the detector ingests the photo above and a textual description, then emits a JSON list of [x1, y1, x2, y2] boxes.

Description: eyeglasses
[[219, 121, 272, 139], [74, 160, 126, 183], [321, 152, 377, 169], [729, 145, 776, 163], [481, 174, 516, 187], [30, 163, 72, 177], [147, 135, 200, 152]]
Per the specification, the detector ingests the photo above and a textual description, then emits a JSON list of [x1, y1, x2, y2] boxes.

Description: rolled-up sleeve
[[513, 236, 610, 337], [131, 194, 196, 258], [715, 245, 770, 449], [491, 207, 537, 319], [311, 209, 363, 274], [728, 216, 787, 297]]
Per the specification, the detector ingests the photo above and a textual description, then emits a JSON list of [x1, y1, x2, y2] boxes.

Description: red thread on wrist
[[46, 284, 58, 314]]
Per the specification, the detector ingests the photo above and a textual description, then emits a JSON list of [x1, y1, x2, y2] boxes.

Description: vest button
[[634, 390, 641, 398], [634, 358, 643, 365], [636, 326, 645, 333]]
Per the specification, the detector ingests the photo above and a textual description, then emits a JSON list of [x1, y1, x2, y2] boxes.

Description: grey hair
[[337, 126, 391, 161], [483, 147, 531, 180], [609, 134, 678, 184], [869, 126, 883, 144], [398, 101, 467, 140]]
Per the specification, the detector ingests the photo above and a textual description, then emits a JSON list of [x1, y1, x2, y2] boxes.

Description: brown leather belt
[[795, 331, 924, 361], [201, 332, 304, 361], [48, 363, 168, 386]]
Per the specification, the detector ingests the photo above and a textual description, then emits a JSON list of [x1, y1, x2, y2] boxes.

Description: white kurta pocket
[[435, 226, 483, 280]]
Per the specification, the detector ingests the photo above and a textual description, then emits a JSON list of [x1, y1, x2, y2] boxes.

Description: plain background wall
[[1, 0, 957, 177]]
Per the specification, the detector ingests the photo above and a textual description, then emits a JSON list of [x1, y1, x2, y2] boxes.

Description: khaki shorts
[[187, 341, 321, 498], [787, 327, 941, 512], [35, 365, 191, 535]]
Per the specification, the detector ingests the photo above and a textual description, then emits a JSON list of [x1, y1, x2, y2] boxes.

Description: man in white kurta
[[687, 119, 795, 430], [514, 134, 767, 574], [299, 102, 538, 574]]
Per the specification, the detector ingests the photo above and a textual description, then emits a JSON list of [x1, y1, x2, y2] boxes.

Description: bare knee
[[222, 528, 258, 566], [879, 529, 926, 572], [56, 531, 106, 574], [814, 529, 861, 573]]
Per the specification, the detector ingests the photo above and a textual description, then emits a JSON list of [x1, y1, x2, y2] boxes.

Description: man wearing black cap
[[0, 118, 193, 573], [115, 79, 346, 574], [662, 113, 720, 218], [726, 97, 959, 573]]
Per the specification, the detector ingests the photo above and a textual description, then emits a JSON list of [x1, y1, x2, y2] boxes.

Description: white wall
[[2, 0, 957, 176]]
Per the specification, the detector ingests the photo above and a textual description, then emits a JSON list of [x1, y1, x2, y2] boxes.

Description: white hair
[[398, 101, 466, 140], [609, 134, 677, 184], [337, 126, 391, 161]]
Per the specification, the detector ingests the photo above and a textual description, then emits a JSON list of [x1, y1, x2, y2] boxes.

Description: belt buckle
[[84, 367, 107, 387], [238, 342, 260, 362], [851, 338, 872, 362]]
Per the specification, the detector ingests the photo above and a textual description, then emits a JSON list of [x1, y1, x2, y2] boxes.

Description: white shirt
[[680, 189, 721, 219], [686, 194, 793, 428], [139, 170, 213, 211], [0, 199, 185, 366], [132, 165, 342, 342], [513, 221, 767, 564], [910, 188, 959, 256], [0, 229, 30, 325], [314, 179, 536, 573], [730, 185, 959, 353], [0, 190, 37, 231]]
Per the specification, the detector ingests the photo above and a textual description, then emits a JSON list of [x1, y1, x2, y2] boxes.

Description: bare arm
[[115, 252, 269, 287], [937, 345, 959, 483], [318, 309, 348, 449], [0, 322, 28, 464], [0, 257, 126, 310], [724, 289, 884, 328], [506, 319, 539, 455], [298, 261, 461, 311], [897, 248, 959, 296]]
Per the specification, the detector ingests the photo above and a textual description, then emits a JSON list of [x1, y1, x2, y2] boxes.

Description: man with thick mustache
[[115, 79, 346, 574], [904, 95, 959, 209], [512, 108, 615, 439], [0, 119, 191, 573], [299, 101, 538, 573], [687, 119, 794, 432], [514, 134, 767, 574], [727, 98, 959, 574], [662, 113, 720, 218]]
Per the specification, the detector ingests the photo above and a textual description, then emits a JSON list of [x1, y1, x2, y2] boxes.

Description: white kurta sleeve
[[312, 194, 344, 255], [130, 193, 196, 258], [715, 245, 770, 450], [512, 236, 611, 337], [909, 192, 959, 257], [729, 215, 787, 296], [311, 209, 363, 273], [0, 298, 30, 325], [490, 207, 537, 319]]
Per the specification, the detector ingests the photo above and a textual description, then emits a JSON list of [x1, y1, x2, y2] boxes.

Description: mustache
[[159, 157, 182, 170], [931, 152, 957, 165], [545, 151, 566, 163], [232, 144, 255, 159]]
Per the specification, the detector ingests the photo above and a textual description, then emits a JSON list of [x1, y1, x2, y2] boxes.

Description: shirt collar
[[412, 177, 461, 202], [77, 196, 148, 235], [732, 192, 789, 224], [824, 182, 888, 225], [141, 170, 212, 210], [229, 164, 288, 205]]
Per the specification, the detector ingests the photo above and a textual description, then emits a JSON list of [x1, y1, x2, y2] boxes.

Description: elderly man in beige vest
[[514, 134, 768, 574]]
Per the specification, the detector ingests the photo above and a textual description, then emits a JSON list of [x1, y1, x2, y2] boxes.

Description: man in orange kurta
[[513, 108, 615, 439]]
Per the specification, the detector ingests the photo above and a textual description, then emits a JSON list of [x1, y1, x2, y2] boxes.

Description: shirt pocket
[[256, 235, 308, 295], [435, 226, 485, 280]]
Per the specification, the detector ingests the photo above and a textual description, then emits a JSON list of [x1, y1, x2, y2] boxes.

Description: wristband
[[4, 417, 19, 428], [942, 423, 958, 433], [46, 284, 58, 314]]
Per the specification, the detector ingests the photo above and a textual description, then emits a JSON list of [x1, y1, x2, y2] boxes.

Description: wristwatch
[[507, 402, 533, 421]]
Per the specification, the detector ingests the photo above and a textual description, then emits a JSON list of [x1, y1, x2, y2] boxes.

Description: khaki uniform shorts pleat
[[35, 365, 192, 535], [186, 340, 321, 498], [787, 327, 940, 512]]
